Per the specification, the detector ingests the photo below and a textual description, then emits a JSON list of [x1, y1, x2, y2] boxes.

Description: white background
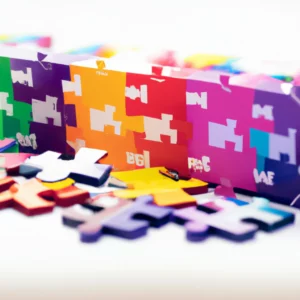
[[0, 1, 300, 299]]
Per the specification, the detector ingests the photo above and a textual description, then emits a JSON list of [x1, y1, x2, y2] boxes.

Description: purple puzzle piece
[[102, 195, 173, 240], [62, 194, 173, 242], [172, 197, 294, 242], [63, 195, 131, 243]]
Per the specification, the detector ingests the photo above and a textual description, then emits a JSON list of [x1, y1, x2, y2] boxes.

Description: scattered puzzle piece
[[172, 196, 294, 242], [63, 194, 173, 242], [0, 177, 89, 215], [112, 167, 208, 199], [22, 147, 111, 186]]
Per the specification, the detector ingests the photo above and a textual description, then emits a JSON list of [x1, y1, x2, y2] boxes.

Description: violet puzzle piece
[[172, 197, 295, 242], [63, 195, 173, 242], [63, 196, 131, 242], [23, 147, 110, 186], [102, 195, 173, 239]]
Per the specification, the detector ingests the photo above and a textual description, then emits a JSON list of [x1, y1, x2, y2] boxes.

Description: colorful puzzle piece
[[173, 196, 295, 242], [0, 178, 89, 216], [23, 147, 111, 186], [111, 167, 208, 199], [63, 194, 173, 242]]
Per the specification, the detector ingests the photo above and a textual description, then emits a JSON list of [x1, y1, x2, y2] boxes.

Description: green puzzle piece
[[0, 57, 32, 151]]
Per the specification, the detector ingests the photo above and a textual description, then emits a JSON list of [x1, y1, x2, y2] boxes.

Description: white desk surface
[[1, 0, 300, 298]]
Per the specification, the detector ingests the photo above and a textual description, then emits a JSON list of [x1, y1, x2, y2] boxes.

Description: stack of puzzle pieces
[[0, 148, 295, 244], [0, 40, 299, 216]]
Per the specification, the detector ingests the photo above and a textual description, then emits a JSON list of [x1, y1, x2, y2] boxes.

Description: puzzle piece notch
[[144, 114, 177, 144], [0, 178, 89, 216], [63, 195, 173, 242], [32, 95, 62, 126], [209, 119, 243, 152], [11, 67, 33, 87], [62, 74, 82, 96], [23, 148, 111, 186], [0, 92, 13, 116], [186, 91, 207, 109], [125, 84, 148, 104], [172, 196, 294, 242], [90, 105, 122, 135]]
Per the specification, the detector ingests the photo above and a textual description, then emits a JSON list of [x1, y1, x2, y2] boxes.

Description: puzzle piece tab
[[63, 194, 173, 242], [173, 196, 294, 242]]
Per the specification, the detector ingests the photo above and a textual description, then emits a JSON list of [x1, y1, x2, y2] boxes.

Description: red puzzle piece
[[0, 178, 89, 216]]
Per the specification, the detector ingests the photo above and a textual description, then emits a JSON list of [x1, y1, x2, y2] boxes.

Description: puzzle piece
[[0, 92, 13, 116], [173, 196, 294, 242], [208, 119, 243, 152], [125, 85, 148, 104], [186, 91, 207, 109], [63, 194, 173, 242], [112, 167, 208, 199], [32, 95, 62, 126], [62, 74, 82, 96], [23, 147, 111, 186], [0, 178, 89, 216], [90, 105, 121, 135], [11, 67, 33, 87], [144, 114, 177, 144]]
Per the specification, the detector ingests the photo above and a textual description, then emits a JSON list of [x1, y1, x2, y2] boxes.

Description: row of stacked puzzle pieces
[[0, 148, 295, 243], [0, 43, 300, 208]]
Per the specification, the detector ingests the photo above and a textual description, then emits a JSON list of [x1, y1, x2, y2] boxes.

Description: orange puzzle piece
[[65, 63, 145, 171], [0, 178, 89, 216]]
